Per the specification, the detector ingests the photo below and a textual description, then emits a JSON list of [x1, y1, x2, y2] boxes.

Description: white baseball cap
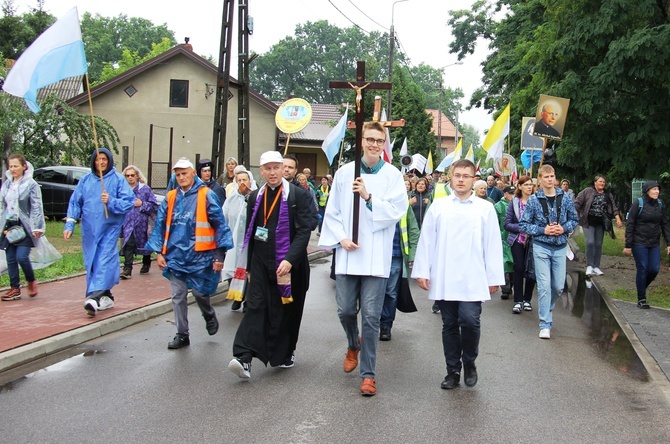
[[172, 158, 194, 170], [259, 151, 283, 166]]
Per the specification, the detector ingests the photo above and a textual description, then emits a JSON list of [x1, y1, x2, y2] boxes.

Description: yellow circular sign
[[275, 98, 312, 134]]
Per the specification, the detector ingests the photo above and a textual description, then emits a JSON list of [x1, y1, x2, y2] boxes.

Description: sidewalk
[[0, 238, 329, 373]]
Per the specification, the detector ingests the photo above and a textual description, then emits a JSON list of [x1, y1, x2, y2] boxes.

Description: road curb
[[591, 277, 670, 403], [0, 249, 331, 373]]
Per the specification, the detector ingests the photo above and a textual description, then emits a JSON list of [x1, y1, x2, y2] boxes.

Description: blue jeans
[[631, 245, 660, 301], [335, 274, 387, 378], [380, 256, 403, 331], [583, 224, 604, 268], [436, 300, 482, 373], [5, 244, 35, 289], [533, 241, 567, 330]]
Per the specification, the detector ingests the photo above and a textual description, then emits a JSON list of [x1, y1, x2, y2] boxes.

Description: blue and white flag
[[2, 7, 87, 113], [321, 104, 349, 165]]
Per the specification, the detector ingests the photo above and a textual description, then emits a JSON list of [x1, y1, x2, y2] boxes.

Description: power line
[[347, 0, 389, 31], [327, 0, 369, 34]]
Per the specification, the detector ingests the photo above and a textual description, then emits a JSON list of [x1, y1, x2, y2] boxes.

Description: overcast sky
[[15, 0, 493, 136]]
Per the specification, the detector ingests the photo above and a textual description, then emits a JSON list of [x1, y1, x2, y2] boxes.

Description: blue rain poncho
[[64, 148, 135, 296], [146, 176, 233, 295]]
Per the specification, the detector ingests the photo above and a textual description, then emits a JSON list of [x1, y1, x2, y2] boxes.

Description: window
[[124, 85, 137, 97], [72, 169, 87, 185], [170, 79, 189, 107], [38, 169, 68, 184]]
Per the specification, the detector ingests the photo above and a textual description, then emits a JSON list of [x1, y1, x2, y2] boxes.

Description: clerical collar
[[361, 157, 385, 175]]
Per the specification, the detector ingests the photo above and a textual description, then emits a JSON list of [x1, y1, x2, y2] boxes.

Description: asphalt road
[[1, 258, 669, 443]]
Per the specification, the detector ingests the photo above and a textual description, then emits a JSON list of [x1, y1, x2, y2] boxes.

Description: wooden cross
[[329, 61, 402, 243]]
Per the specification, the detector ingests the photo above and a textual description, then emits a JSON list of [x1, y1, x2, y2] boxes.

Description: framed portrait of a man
[[532, 94, 570, 140]]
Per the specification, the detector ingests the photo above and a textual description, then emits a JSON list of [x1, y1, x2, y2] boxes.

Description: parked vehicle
[[34, 166, 165, 219], [33, 166, 88, 219]]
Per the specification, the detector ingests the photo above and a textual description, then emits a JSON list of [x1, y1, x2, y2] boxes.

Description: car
[[33, 166, 165, 219], [33, 166, 89, 219]]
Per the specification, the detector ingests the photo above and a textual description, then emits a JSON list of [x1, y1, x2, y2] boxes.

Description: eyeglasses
[[125, 174, 136, 177], [452, 174, 474, 180], [364, 137, 386, 146]]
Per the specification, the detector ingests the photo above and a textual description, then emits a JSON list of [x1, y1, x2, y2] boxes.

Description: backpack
[[538, 193, 563, 225], [628, 197, 664, 219]]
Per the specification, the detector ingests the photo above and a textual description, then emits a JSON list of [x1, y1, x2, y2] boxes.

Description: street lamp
[[437, 62, 463, 154], [387, 0, 409, 119]]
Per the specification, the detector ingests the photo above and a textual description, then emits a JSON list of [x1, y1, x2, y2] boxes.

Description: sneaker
[[512, 302, 522, 314], [360, 378, 376, 396], [523, 301, 532, 311], [344, 347, 359, 373], [168, 334, 190, 349], [539, 328, 551, 339], [592, 267, 604, 276], [637, 299, 650, 309], [431, 303, 440, 314], [27, 281, 38, 297], [84, 298, 98, 316], [139, 263, 150, 275], [231, 300, 243, 311], [228, 358, 251, 379], [98, 295, 115, 311], [1, 287, 21, 301], [463, 362, 478, 387], [279, 352, 295, 369], [441, 372, 460, 390], [379, 329, 392, 341], [205, 315, 219, 335], [120, 269, 132, 280], [585, 266, 594, 276]]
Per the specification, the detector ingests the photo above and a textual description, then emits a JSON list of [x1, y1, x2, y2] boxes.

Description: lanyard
[[263, 185, 282, 227]]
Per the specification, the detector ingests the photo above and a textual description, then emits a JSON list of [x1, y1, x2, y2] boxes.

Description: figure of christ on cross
[[329, 61, 405, 243]]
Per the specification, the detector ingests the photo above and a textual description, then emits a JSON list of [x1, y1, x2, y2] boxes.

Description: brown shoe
[[1, 287, 21, 301], [27, 281, 38, 297], [360, 378, 376, 396], [344, 348, 359, 373]]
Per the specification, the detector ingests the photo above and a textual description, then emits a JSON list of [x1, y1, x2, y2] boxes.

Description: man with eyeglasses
[[534, 102, 561, 139], [319, 121, 408, 396], [412, 159, 505, 390]]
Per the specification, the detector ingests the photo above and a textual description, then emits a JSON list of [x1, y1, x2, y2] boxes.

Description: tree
[[98, 37, 173, 83], [81, 12, 176, 83], [250, 20, 402, 104], [0, 0, 55, 59], [448, 0, 670, 187]]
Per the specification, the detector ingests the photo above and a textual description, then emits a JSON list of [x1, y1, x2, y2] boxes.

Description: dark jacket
[[409, 190, 431, 228], [573, 187, 620, 228], [504, 196, 526, 244], [624, 196, 670, 248]]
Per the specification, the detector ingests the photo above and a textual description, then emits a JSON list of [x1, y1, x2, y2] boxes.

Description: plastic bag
[[29, 236, 62, 270]]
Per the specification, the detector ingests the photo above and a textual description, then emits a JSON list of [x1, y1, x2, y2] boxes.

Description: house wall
[[75, 53, 276, 187]]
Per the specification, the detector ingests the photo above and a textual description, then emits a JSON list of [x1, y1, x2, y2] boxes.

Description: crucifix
[[329, 61, 405, 243]]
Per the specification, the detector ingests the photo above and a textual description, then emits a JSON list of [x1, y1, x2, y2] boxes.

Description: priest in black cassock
[[228, 151, 317, 380]]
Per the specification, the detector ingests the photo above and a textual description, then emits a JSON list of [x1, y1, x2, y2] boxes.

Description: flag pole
[[84, 73, 108, 218], [283, 134, 291, 155], [337, 137, 346, 169]]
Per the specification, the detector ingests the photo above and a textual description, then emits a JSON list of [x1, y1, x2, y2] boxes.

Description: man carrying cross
[[318, 121, 407, 396]]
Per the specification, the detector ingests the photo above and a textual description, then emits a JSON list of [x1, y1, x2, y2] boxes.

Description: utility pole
[[386, 0, 409, 119], [237, 1, 251, 167], [211, 0, 235, 179]]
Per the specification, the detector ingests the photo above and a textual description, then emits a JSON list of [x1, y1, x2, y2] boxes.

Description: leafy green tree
[[448, 0, 670, 187], [98, 37, 173, 83], [81, 12, 176, 83], [0, 0, 55, 59], [250, 20, 402, 104]]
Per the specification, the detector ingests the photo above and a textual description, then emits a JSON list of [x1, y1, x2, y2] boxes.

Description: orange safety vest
[[162, 186, 217, 254]]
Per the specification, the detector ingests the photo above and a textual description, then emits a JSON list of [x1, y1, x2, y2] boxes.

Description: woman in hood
[[623, 180, 670, 309], [0, 153, 45, 301], [63, 148, 135, 316]]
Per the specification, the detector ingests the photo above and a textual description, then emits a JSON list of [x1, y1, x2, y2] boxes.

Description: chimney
[[183, 37, 193, 51]]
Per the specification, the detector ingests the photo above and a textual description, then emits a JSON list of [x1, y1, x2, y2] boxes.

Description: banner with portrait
[[532, 95, 570, 141]]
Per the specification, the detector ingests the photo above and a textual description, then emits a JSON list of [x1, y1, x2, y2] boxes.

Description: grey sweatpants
[[170, 274, 215, 336]]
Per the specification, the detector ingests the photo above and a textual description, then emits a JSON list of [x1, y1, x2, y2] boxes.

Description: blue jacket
[[519, 187, 578, 246], [64, 148, 135, 295], [146, 176, 233, 295]]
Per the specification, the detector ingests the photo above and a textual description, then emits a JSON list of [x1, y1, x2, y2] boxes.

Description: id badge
[[254, 226, 269, 242]]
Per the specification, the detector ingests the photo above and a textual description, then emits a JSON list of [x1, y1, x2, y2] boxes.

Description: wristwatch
[[365, 193, 372, 203]]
